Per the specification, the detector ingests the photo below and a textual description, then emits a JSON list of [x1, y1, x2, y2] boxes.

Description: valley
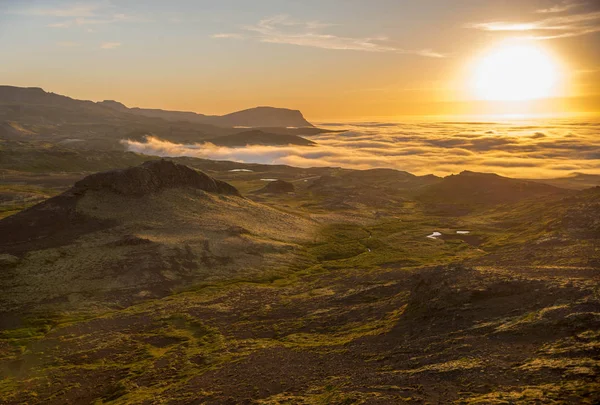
[[1, 152, 598, 404]]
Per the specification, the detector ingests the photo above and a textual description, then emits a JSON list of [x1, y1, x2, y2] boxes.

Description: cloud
[[468, 4, 600, 39], [530, 132, 547, 139], [212, 15, 444, 57], [100, 42, 121, 49], [11, 2, 151, 28], [537, 1, 584, 13], [211, 33, 245, 40], [120, 119, 600, 179]]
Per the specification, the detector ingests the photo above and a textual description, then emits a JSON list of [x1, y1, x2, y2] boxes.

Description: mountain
[[417, 170, 571, 215], [206, 129, 315, 147], [0, 86, 314, 128], [307, 168, 441, 209], [0, 160, 313, 317], [471, 186, 600, 267], [214, 106, 312, 128], [527, 172, 600, 190]]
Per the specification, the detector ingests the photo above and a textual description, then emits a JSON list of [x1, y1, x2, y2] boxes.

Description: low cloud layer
[[122, 118, 600, 178]]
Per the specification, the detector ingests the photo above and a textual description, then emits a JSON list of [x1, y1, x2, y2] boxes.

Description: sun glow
[[471, 43, 562, 101]]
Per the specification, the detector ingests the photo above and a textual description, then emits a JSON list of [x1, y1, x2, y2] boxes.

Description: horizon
[[3, 83, 600, 122], [1, 0, 600, 118]]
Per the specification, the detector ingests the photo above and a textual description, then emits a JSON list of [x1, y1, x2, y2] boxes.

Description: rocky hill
[[0, 160, 313, 318], [255, 180, 295, 194], [417, 170, 571, 215], [307, 168, 440, 209], [72, 160, 240, 196]]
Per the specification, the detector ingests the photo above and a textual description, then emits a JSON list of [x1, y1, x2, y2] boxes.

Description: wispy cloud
[[537, 0, 583, 13], [211, 33, 245, 40], [100, 42, 121, 49], [212, 15, 444, 57], [11, 2, 151, 28], [468, 3, 600, 40]]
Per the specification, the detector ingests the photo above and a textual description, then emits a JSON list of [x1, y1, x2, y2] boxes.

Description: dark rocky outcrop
[[256, 180, 295, 194], [73, 160, 240, 197]]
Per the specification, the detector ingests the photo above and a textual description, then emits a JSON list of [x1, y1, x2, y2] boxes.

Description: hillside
[[0, 157, 598, 404], [307, 168, 441, 209], [417, 170, 571, 215], [0, 160, 314, 319], [528, 172, 600, 190]]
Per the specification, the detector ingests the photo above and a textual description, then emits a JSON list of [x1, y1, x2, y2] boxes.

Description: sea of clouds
[[121, 116, 600, 178]]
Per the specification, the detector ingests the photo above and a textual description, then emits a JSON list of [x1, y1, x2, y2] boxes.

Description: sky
[[1, 0, 599, 119]]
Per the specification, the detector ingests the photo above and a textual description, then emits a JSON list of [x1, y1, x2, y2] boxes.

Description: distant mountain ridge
[[417, 170, 571, 215], [0, 85, 314, 128]]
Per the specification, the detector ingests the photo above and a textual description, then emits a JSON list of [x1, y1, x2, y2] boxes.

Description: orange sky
[[0, 0, 599, 119]]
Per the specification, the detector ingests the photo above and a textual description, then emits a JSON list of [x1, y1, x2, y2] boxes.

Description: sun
[[471, 43, 562, 101]]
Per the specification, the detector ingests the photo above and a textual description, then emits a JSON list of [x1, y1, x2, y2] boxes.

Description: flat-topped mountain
[[215, 106, 312, 128], [0, 85, 313, 128]]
